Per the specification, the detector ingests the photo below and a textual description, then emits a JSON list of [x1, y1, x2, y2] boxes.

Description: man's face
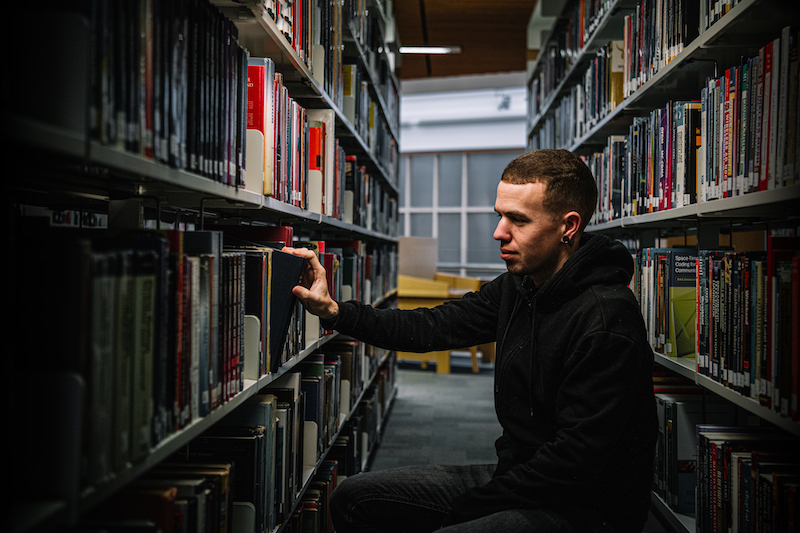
[[493, 180, 566, 286]]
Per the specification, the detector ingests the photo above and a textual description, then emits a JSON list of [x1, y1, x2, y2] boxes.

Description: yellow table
[[396, 275, 475, 374]]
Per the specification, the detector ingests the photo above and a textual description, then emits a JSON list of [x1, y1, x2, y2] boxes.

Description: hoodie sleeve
[[321, 280, 503, 353]]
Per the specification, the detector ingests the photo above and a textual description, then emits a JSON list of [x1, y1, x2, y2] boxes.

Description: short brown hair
[[501, 149, 597, 233]]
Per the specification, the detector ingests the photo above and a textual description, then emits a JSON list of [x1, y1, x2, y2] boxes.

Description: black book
[[177, 425, 268, 533]]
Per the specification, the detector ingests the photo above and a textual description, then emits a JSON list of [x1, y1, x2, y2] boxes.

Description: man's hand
[[283, 246, 340, 320]]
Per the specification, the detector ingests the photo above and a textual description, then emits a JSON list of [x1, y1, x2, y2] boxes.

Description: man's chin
[[502, 261, 523, 275]]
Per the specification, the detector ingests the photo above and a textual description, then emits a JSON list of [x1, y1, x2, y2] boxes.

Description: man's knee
[[330, 474, 363, 530]]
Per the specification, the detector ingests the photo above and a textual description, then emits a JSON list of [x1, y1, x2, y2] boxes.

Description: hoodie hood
[[514, 232, 634, 306]]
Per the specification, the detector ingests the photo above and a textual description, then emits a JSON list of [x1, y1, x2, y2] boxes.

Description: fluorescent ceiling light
[[400, 45, 462, 54]]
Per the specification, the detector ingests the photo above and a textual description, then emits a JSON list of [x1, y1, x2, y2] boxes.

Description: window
[[399, 149, 524, 279]]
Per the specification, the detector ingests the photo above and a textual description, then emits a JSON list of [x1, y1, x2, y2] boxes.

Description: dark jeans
[[329, 464, 582, 533]]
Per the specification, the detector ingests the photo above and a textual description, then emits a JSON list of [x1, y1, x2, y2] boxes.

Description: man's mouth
[[499, 249, 516, 260]]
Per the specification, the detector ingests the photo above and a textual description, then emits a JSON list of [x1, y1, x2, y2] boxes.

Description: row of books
[[695, 238, 799, 418], [625, 101, 701, 215], [261, 0, 401, 170], [651, 369, 800, 531], [264, 0, 346, 106], [527, 0, 616, 116], [246, 58, 321, 208], [341, 0, 402, 164], [345, 0, 381, 56], [635, 247, 700, 360], [14, 220, 398, 494], [585, 134, 626, 224], [534, 6, 800, 211], [52, 1, 398, 220], [621, 0, 700, 99], [631, 233, 800, 422], [344, 154, 400, 236], [620, 0, 766, 105], [86, 0, 249, 186], [581, 24, 798, 221], [535, 0, 762, 124], [76, 351, 396, 533], [345, 0, 401, 122], [652, 373, 741, 516], [530, 39, 625, 138], [258, 0, 400, 179], [246, 56, 399, 230], [697, 26, 800, 202], [295, 239, 398, 345], [695, 424, 799, 533], [701, 0, 749, 34], [342, 58, 399, 168]]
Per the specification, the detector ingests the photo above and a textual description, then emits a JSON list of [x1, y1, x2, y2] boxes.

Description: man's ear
[[563, 210, 582, 241]]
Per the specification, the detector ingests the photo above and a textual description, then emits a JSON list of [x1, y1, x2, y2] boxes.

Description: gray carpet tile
[[370, 352, 501, 471]]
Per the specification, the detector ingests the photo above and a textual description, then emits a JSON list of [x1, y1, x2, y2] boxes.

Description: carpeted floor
[[368, 352, 675, 532], [370, 354, 500, 471]]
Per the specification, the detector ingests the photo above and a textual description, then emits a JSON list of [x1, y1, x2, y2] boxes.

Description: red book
[[760, 41, 774, 191], [220, 225, 295, 248], [723, 68, 732, 197], [165, 230, 185, 427], [309, 124, 322, 172], [247, 64, 266, 131]]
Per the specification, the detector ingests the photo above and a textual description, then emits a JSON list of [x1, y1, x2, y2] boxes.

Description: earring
[[561, 235, 572, 246]]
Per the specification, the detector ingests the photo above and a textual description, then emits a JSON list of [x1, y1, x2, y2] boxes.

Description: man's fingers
[[292, 284, 311, 300]]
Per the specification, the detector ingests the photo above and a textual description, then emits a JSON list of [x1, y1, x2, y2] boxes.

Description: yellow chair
[[435, 273, 483, 373], [396, 273, 493, 373], [396, 275, 453, 373]]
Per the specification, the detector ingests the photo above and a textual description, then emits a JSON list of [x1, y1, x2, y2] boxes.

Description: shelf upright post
[[638, 229, 658, 248], [696, 220, 720, 249], [108, 198, 146, 230]]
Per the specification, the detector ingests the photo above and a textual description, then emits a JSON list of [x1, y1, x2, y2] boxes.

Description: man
[[286, 149, 657, 532]]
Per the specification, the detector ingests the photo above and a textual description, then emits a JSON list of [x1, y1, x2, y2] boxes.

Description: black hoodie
[[322, 233, 657, 532]]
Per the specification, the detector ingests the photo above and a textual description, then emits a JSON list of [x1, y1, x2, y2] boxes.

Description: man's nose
[[493, 219, 506, 241]]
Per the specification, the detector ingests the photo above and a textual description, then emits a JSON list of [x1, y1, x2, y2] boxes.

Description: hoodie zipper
[[495, 293, 533, 395]]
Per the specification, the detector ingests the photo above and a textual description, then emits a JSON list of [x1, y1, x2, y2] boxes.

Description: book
[[87, 485, 178, 533], [87, 250, 118, 485], [216, 393, 279, 531], [306, 109, 336, 216], [761, 40, 775, 191], [130, 247, 159, 460], [183, 230, 224, 411], [246, 57, 277, 196], [666, 249, 699, 358], [696, 426, 796, 533], [238, 245, 273, 379], [262, 371, 305, 521], [176, 426, 269, 533], [134, 476, 212, 533], [307, 120, 324, 214], [149, 462, 234, 533], [657, 394, 737, 514], [115, 230, 172, 445], [112, 249, 135, 471]]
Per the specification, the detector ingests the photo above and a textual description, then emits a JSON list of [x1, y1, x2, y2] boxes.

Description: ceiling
[[393, 0, 535, 80]]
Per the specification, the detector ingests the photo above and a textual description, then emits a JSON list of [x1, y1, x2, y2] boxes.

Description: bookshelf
[[5, 1, 401, 533], [527, 0, 800, 531]]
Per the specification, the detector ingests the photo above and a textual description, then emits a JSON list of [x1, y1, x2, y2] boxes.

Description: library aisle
[[371, 353, 500, 470], [369, 353, 673, 533]]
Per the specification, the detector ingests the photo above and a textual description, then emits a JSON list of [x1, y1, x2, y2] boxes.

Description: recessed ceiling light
[[399, 46, 462, 54]]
